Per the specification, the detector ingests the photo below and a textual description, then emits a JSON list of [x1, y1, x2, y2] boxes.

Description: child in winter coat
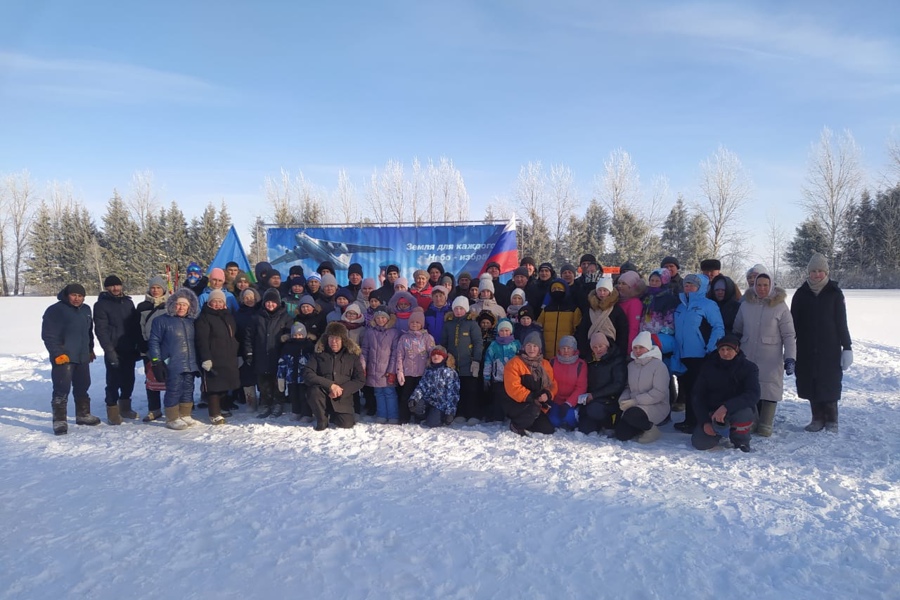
[[277, 322, 314, 422], [408, 346, 461, 427], [482, 319, 521, 422], [394, 308, 435, 424], [548, 335, 588, 430], [514, 306, 544, 354], [326, 288, 355, 323], [340, 300, 367, 345], [507, 288, 527, 324], [360, 308, 400, 423], [294, 295, 327, 342], [388, 291, 417, 333], [441, 297, 483, 423], [245, 288, 293, 419]]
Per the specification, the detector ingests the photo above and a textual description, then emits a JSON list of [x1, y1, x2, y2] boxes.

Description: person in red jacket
[[547, 336, 587, 430]]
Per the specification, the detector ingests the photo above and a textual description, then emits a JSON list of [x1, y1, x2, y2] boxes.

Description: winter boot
[[243, 386, 258, 411], [824, 402, 839, 432], [271, 403, 284, 418], [144, 390, 162, 422], [207, 394, 225, 425], [179, 403, 197, 426], [118, 397, 139, 420], [165, 406, 188, 430], [757, 400, 777, 437], [256, 402, 274, 418], [106, 404, 123, 426], [51, 397, 68, 435], [804, 402, 826, 432], [143, 409, 162, 422], [74, 398, 101, 426], [637, 424, 661, 444]]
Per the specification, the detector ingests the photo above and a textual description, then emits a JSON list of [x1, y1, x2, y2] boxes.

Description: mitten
[[277, 378, 285, 393], [397, 372, 405, 387], [152, 360, 168, 382], [280, 333, 290, 343], [54, 354, 70, 365], [841, 350, 853, 370], [470, 361, 480, 377], [784, 358, 795, 375], [619, 398, 636, 411], [244, 354, 253, 368], [201, 360, 213, 371], [385, 373, 397, 385], [107, 350, 119, 368]]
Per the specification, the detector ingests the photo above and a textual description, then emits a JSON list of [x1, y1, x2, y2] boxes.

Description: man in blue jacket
[[41, 283, 101, 435]]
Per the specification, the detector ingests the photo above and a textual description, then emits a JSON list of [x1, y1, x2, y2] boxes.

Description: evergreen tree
[[786, 218, 829, 271], [608, 206, 659, 274], [248, 216, 268, 267], [563, 198, 610, 268], [874, 185, 900, 273], [660, 196, 690, 262], [682, 213, 712, 274], [162, 202, 191, 273], [841, 192, 878, 272], [140, 209, 168, 280], [100, 189, 143, 289], [25, 202, 63, 294], [189, 202, 222, 267], [217, 200, 232, 240]]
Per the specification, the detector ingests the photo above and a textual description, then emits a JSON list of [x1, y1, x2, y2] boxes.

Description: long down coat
[[733, 287, 796, 402], [195, 303, 240, 393]]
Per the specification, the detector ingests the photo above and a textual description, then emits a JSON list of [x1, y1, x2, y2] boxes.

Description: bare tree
[[698, 145, 753, 260], [128, 170, 159, 231], [886, 129, 900, 186], [334, 169, 358, 224], [515, 162, 554, 262], [766, 212, 789, 284], [548, 164, 579, 264], [800, 127, 863, 265], [1, 171, 38, 295], [265, 168, 324, 225]]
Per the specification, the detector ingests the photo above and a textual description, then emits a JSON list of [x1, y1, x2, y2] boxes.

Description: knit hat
[[485, 261, 501, 271], [241, 288, 260, 304], [289, 274, 306, 289], [518, 305, 535, 319], [362, 277, 377, 289], [511, 288, 526, 303], [589, 332, 609, 348], [596, 277, 614, 292], [650, 268, 671, 285], [513, 266, 529, 278], [430, 345, 448, 360], [373, 307, 390, 320], [335, 288, 355, 302], [700, 259, 721, 272], [289, 265, 305, 277], [187, 262, 202, 275], [344, 300, 366, 318], [317, 261, 336, 275], [632, 331, 654, 351], [431, 285, 448, 296], [306, 272, 322, 283], [148, 275, 167, 290], [299, 294, 317, 308], [807, 252, 829, 273], [64, 283, 86, 296], [660, 256, 680, 269], [235, 272, 251, 285], [427, 262, 445, 275], [103, 275, 123, 288], [266, 269, 282, 282], [523, 331, 543, 348], [452, 296, 469, 311], [291, 322, 307, 337], [385, 264, 401, 275], [320, 274, 338, 289], [560, 263, 577, 276], [348, 263, 363, 276], [579, 254, 597, 266], [683, 274, 702, 289], [458, 271, 472, 282], [716, 333, 741, 351], [497, 319, 514, 334], [394, 277, 409, 289], [520, 257, 536, 268], [207, 289, 226, 305], [479, 277, 495, 294], [263, 288, 282, 305], [558, 335, 577, 350], [539, 262, 554, 272], [413, 269, 428, 282], [617, 271, 641, 289], [409, 307, 426, 327], [619, 261, 639, 275]]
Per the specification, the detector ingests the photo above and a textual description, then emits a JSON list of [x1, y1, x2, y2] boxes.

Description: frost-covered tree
[[786, 218, 829, 272], [514, 162, 554, 263], [661, 195, 690, 263], [190, 202, 224, 267], [563, 198, 609, 268], [248, 216, 268, 267], [0, 171, 37, 295], [697, 145, 752, 260], [100, 190, 143, 288], [161, 202, 191, 273]]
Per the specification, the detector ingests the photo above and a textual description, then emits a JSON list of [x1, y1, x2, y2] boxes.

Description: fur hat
[[452, 296, 470, 312], [103, 275, 123, 288], [207, 289, 226, 305], [700, 259, 721, 272], [291, 322, 307, 337], [807, 252, 829, 273], [477, 310, 497, 326]]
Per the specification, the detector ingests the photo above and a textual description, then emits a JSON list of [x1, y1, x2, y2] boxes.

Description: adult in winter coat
[[360, 308, 401, 423], [197, 268, 239, 314], [482, 261, 511, 309], [148, 288, 201, 430], [577, 333, 628, 435], [547, 336, 588, 430], [424, 285, 452, 342], [303, 322, 366, 430], [691, 334, 759, 452], [471, 276, 507, 322], [790, 252, 852, 432], [408, 346, 461, 427], [640, 269, 678, 361], [615, 332, 670, 443], [708, 274, 742, 334], [136, 275, 169, 422], [94, 274, 142, 424], [245, 288, 293, 418], [409, 269, 433, 311], [502, 332, 558, 436], [235, 288, 260, 409], [195, 289, 241, 425], [672, 273, 725, 433], [615, 270, 646, 350], [441, 297, 484, 422], [41, 283, 101, 434], [536, 279, 582, 360], [733, 273, 796, 437], [184, 262, 208, 298], [576, 277, 629, 359]]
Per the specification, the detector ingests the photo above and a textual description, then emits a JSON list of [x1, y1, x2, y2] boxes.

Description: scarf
[[555, 352, 578, 365], [519, 352, 553, 392], [807, 275, 830, 296], [496, 334, 515, 345]]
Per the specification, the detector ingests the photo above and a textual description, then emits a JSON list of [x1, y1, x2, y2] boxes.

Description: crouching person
[[691, 334, 760, 453], [148, 288, 201, 430], [303, 322, 365, 431], [615, 332, 670, 443], [502, 332, 558, 436], [408, 346, 460, 427], [577, 333, 627, 435]]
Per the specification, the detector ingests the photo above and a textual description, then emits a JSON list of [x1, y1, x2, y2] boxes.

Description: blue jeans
[[164, 372, 195, 408], [373, 386, 399, 420]]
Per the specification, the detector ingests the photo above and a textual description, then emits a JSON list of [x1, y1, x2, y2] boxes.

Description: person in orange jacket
[[502, 332, 558, 436]]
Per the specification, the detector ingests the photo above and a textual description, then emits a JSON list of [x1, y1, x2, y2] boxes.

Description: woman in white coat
[[733, 273, 796, 437], [615, 331, 670, 443]]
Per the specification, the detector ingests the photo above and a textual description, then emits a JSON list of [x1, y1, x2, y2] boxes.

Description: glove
[[470, 361, 480, 377], [277, 378, 285, 393], [619, 398, 636, 411], [397, 372, 405, 387], [784, 358, 796, 375], [244, 354, 253, 368], [54, 354, 70, 365], [152, 360, 168, 382], [107, 350, 119, 368], [385, 373, 397, 385], [280, 333, 290, 343], [841, 350, 853, 370], [201, 360, 213, 372]]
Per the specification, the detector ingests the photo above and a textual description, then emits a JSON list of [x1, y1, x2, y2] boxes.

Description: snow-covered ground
[[1, 291, 898, 599]]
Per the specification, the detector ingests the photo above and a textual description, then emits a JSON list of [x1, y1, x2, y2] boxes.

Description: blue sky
[[1, 0, 898, 265]]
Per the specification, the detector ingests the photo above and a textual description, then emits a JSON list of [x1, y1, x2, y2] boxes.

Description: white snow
[[1, 291, 899, 599]]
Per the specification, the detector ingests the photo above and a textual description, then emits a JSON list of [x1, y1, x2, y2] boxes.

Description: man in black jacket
[[691, 334, 759, 452], [94, 275, 142, 424], [41, 283, 101, 434], [303, 322, 366, 431]]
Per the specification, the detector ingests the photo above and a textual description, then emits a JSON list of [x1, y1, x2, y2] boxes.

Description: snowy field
[[1, 291, 898, 599]]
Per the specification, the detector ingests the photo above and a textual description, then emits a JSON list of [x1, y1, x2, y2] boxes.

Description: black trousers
[[258, 374, 277, 407], [501, 395, 555, 434], [397, 376, 421, 424], [614, 407, 652, 441], [104, 357, 136, 405], [51, 362, 91, 401], [307, 386, 355, 428], [457, 375, 481, 420], [677, 357, 705, 426], [289, 383, 311, 417]]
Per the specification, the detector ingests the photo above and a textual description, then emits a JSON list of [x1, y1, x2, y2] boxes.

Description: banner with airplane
[[266, 217, 518, 282]]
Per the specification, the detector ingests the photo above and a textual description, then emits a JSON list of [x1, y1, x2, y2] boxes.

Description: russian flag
[[478, 215, 519, 276]]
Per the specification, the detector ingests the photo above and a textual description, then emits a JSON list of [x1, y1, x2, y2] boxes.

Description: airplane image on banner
[[270, 231, 393, 270]]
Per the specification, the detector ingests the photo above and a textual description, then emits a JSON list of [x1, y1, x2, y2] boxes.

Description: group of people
[[41, 250, 852, 452]]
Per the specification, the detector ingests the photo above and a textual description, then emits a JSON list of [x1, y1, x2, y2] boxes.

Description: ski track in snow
[[1, 294, 899, 599]]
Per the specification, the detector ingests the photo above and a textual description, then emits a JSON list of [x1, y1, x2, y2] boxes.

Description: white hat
[[452, 296, 469, 311], [596, 277, 614, 292]]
